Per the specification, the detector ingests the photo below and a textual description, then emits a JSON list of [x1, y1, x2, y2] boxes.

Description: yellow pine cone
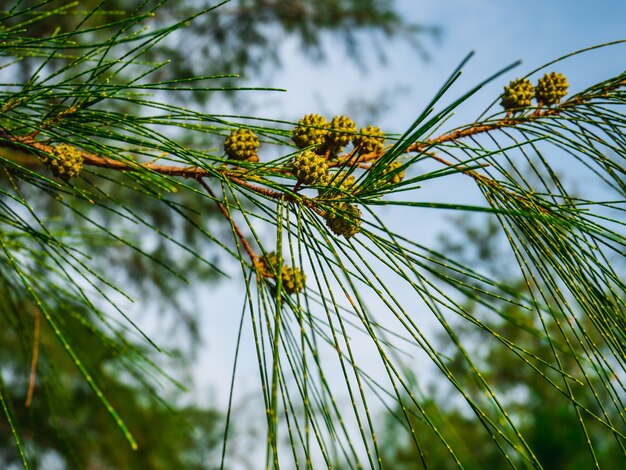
[[43, 143, 84, 180], [292, 150, 328, 185], [325, 202, 362, 239], [292, 114, 329, 151], [500, 78, 534, 111], [255, 253, 305, 295], [224, 128, 259, 162], [280, 265, 306, 295], [535, 72, 568, 106], [353, 125, 385, 153], [255, 252, 281, 278]]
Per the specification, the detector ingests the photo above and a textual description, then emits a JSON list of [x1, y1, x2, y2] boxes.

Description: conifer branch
[[0, 104, 575, 187]]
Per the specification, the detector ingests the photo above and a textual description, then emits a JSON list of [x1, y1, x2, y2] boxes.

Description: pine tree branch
[[0, 106, 566, 184]]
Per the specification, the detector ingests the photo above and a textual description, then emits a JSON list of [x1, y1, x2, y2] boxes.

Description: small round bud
[[500, 78, 534, 111], [292, 150, 328, 185], [535, 72, 568, 106], [292, 114, 329, 151], [324, 202, 362, 239], [280, 265, 306, 295], [224, 128, 259, 162], [353, 125, 385, 153], [327, 115, 357, 153], [43, 143, 84, 180]]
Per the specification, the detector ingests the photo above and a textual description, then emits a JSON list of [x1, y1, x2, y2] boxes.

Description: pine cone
[[292, 150, 328, 185], [535, 72, 568, 106], [353, 125, 385, 153], [325, 202, 362, 239], [280, 265, 306, 295], [292, 114, 329, 151], [326, 115, 356, 153], [500, 78, 534, 111], [224, 128, 259, 162], [256, 253, 306, 295], [43, 143, 84, 180], [255, 252, 281, 278]]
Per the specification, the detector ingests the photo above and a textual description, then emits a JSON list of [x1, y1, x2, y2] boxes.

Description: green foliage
[[0, 270, 223, 469], [380, 217, 626, 468], [2, 0, 432, 101], [0, 2, 624, 469]]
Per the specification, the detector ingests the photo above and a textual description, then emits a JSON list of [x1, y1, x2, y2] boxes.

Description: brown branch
[[0, 128, 212, 177], [409, 108, 561, 152], [0, 105, 566, 197], [196, 177, 257, 262], [227, 175, 324, 215], [326, 108, 562, 176]]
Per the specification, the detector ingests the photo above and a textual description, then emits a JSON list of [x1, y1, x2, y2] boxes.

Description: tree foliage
[[381, 216, 625, 468], [0, 1, 625, 468]]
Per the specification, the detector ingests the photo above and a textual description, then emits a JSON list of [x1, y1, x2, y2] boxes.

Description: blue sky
[[192, 0, 626, 435]]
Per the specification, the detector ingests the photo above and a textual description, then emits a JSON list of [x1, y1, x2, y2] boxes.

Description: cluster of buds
[[224, 128, 259, 162], [42, 143, 84, 180], [324, 202, 362, 239], [292, 114, 385, 156], [289, 114, 407, 239], [255, 252, 306, 295], [291, 150, 328, 185], [501, 72, 569, 112]]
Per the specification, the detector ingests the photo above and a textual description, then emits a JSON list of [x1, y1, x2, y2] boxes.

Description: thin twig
[[196, 177, 257, 262], [25, 307, 41, 408]]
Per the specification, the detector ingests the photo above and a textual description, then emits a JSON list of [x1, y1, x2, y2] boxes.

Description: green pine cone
[[280, 265, 306, 295], [324, 202, 362, 239], [224, 128, 259, 162], [535, 72, 568, 106], [292, 150, 328, 185], [353, 125, 385, 153], [43, 143, 84, 180], [292, 114, 329, 151], [500, 78, 534, 111], [327, 115, 357, 152]]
